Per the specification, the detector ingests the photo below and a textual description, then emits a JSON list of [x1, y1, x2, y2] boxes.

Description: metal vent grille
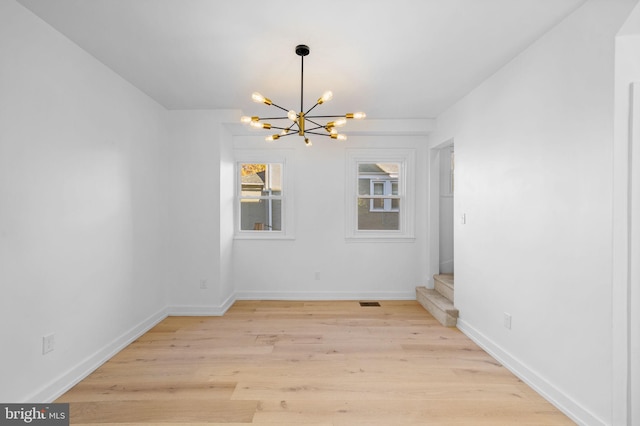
[[359, 301, 381, 307]]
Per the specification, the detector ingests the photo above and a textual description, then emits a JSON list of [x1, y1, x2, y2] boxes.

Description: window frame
[[234, 150, 295, 240], [346, 149, 415, 241]]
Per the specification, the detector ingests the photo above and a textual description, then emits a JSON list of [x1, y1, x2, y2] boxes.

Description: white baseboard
[[29, 295, 239, 402], [234, 290, 416, 300], [456, 318, 605, 426], [168, 293, 236, 316], [28, 307, 169, 403]]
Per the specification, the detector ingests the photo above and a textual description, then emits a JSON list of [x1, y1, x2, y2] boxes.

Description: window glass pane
[[240, 199, 282, 231], [358, 163, 399, 195], [359, 163, 399, 177], [358, 199, 399, 230], [240, 163, 282, 196], [358, 178, 370, 195], [266, 163, 282, 194]]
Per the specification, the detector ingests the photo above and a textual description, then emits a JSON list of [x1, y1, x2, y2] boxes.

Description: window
[[346, 149, 415, 240], [235, 150, 294, 239], [239, 163, 282, 231]]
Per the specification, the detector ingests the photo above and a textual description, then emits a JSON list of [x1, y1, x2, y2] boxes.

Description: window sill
[[345, 235, 416, 243], [234, 232, 295, 240]]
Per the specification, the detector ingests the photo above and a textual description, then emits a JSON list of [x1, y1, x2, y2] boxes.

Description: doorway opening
[[439, 145, 454, 274]]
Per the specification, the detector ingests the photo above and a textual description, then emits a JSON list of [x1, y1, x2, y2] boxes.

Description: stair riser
[[416, 289, 458, 327], [434, 280, 454, 302]]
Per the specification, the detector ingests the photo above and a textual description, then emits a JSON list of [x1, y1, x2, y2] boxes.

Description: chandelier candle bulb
[[250, 121, 271, 129], [251, 92, 272, 105], [318, 90, 333, 104], [240, 115, 259, 124], [328, 118, 346, 127], [336, 118, 347, 126], [347, 112, 366, 120], [266, 134, 280, 142], [287, 110, 297, 121]]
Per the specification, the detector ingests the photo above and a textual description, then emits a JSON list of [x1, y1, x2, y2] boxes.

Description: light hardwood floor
[[56, 300, 575, 425]]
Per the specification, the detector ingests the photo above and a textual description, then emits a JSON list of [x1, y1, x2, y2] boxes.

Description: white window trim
[[346, 148, 415, 241], [234, 149, 295, 240]]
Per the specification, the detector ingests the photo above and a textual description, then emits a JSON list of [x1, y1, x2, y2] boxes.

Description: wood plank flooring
[[56, 300, 575, 425]]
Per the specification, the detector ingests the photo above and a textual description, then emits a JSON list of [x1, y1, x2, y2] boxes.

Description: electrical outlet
[[42, 334, 55, 354], [503, 312, 512, 330], [200, 280, 207, 289]]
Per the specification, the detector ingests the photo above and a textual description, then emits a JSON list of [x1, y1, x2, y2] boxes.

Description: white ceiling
[[17, 0, 586, 119]]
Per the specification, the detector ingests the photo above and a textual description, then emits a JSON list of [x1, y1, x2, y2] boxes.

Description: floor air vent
[[359, 301, 381, 307]]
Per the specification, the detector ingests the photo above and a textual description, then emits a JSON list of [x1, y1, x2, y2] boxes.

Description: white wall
[[166, 110, 238, 314], [0, 0, 169, 402], [219, 124, 236, 306], [429, 0, 638, 424], [232, 134, 428, 300], [613, 3, 640, 423]]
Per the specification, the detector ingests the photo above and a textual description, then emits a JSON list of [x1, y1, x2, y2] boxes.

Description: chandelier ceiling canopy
[[241, 44, 365, 146]]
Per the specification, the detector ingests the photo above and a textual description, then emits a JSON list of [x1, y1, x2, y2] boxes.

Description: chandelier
[[240, 44, 365, 146]]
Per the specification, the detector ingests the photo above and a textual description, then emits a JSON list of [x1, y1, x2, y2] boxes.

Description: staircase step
[[434, 273, 454, 302], [416, 286, 458, 327]]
